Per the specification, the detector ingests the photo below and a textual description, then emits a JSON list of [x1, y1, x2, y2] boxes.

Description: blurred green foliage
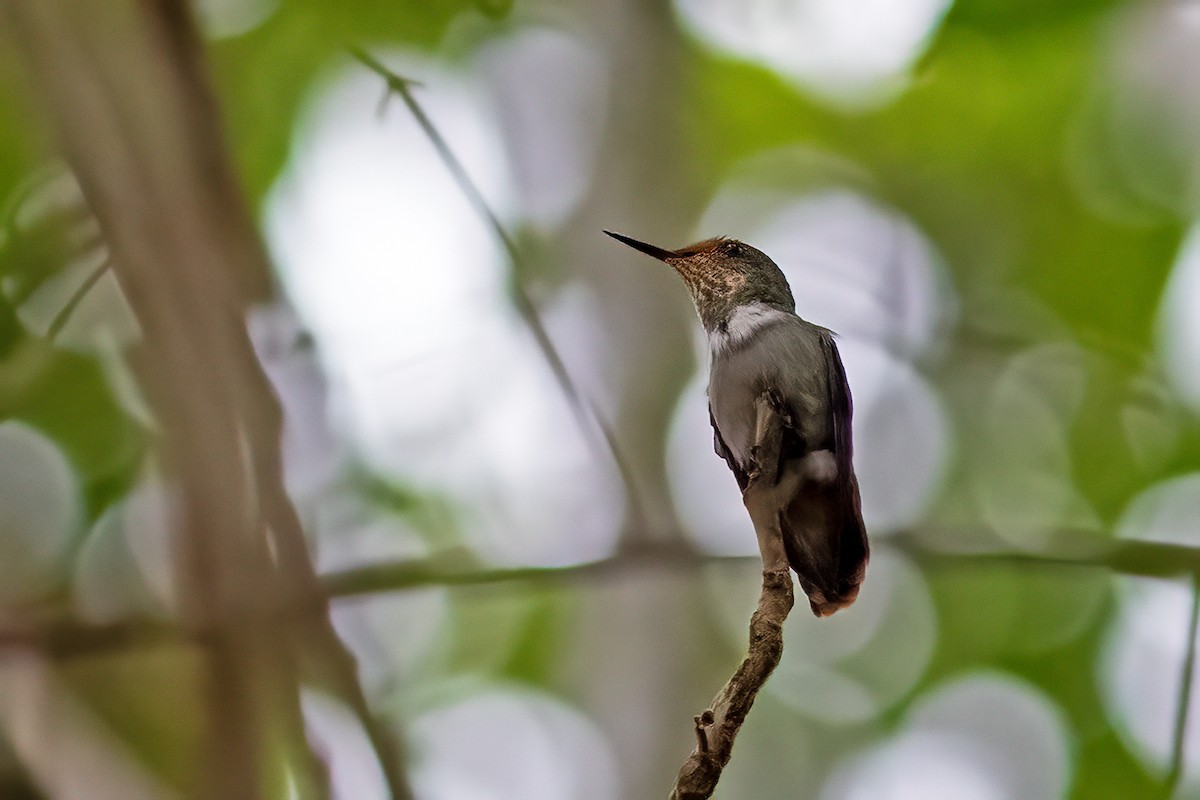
[[211, 0, 481, 202], [2, 0, 1200, 798]]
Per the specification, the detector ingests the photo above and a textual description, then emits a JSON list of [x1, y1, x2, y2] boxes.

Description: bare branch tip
[[348, 46, 423, 92]]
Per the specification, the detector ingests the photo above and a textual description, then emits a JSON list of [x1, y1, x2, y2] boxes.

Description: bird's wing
[[821, 333, 854, 480], [817, 332, 869, 612], [710, 402, 749, 491]]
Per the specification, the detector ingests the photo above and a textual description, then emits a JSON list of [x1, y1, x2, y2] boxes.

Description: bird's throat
[[708, 302, 792, 353]]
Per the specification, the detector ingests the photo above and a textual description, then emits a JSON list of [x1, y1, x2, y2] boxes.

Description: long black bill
[[603, 230, 675, 262]]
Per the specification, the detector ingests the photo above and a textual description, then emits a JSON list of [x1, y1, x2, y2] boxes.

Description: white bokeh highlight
[[0, 421, 79, 605], [841, 340, 947, 532], [267, 51, 622, 567], [1077, 3, 1200, 218], [1160, 225, 1200, 410], [410, 688, 620, 800], [74, 478, 178, 623], [971, 343, 1100, 548], [302, 690, 389, 800], [1101, 474, 1200, 784], [267, 55, 512, 457], [822, 674, 1072, 800], [675, 0, 952, 103], [476, 28, 608, 228]]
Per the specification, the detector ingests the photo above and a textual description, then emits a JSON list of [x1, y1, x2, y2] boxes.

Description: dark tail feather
[[781, 474, 869, 617]]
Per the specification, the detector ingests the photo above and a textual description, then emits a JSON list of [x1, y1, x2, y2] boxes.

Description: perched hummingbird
[[605, 231, 868, 616]]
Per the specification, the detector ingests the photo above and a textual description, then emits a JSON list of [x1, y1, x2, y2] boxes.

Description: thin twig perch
[[669, 394, 797, 800]]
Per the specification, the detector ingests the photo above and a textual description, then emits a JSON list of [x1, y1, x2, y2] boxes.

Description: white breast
[[707, 302, 794, 468], [709, 302, 790, 356]]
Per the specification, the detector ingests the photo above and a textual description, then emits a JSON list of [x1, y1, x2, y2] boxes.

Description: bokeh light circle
[[674, 0, 953, 103], [475, 27, 608, 228], [410, 687, 620, 800], [1160, 224, 1200, 410], [74, 478, 178, 623], [0, 421, 79, 606], [266, 52, 622, 567], [821, 674, 1072, 800], [1101, 474, 1200, 784], [971, 343, 1099, 548]]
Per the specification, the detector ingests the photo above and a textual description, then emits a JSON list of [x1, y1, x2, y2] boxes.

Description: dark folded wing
[[822, 334, 854, 484], [820, 333, 869, 605], [710, 402, 749, 491]]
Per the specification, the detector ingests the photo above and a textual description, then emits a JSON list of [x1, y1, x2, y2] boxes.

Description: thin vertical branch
[[1165, 576, 1200, 798]]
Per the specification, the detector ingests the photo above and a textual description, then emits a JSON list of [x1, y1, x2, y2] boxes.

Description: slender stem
[[319, 529, 1200, 598], [322, 542, 718, 598], [1164, 576, 1200, 798], [46, 255, 111, 341], [17, 530, 1200, 663], [348, 47, 650, 533]]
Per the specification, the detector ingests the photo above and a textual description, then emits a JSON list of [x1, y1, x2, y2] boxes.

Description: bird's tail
[[781, 472, 869, 617]]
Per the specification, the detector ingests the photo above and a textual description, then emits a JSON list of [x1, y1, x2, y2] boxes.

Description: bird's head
[[604, 231, 795, 332]]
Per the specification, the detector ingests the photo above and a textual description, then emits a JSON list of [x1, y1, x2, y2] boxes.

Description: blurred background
[[3, 0, 1200, 798]]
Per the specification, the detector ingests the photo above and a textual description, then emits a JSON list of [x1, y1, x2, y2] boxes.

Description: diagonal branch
[[669, 393, 795, 800], [1164, 575, 1200, 798], [349, 48, 649, 532], [46, 255, 111, 342]]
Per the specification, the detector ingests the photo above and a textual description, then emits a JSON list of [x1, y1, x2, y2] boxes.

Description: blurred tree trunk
[[557, 1, 723, 796], [3, 2, 390, 797]]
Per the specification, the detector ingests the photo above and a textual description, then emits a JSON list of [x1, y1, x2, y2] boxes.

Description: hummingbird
[[605, 231, 868, 616]]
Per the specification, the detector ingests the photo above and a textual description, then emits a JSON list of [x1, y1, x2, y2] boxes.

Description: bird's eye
[[724, 240, 743, 255]]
